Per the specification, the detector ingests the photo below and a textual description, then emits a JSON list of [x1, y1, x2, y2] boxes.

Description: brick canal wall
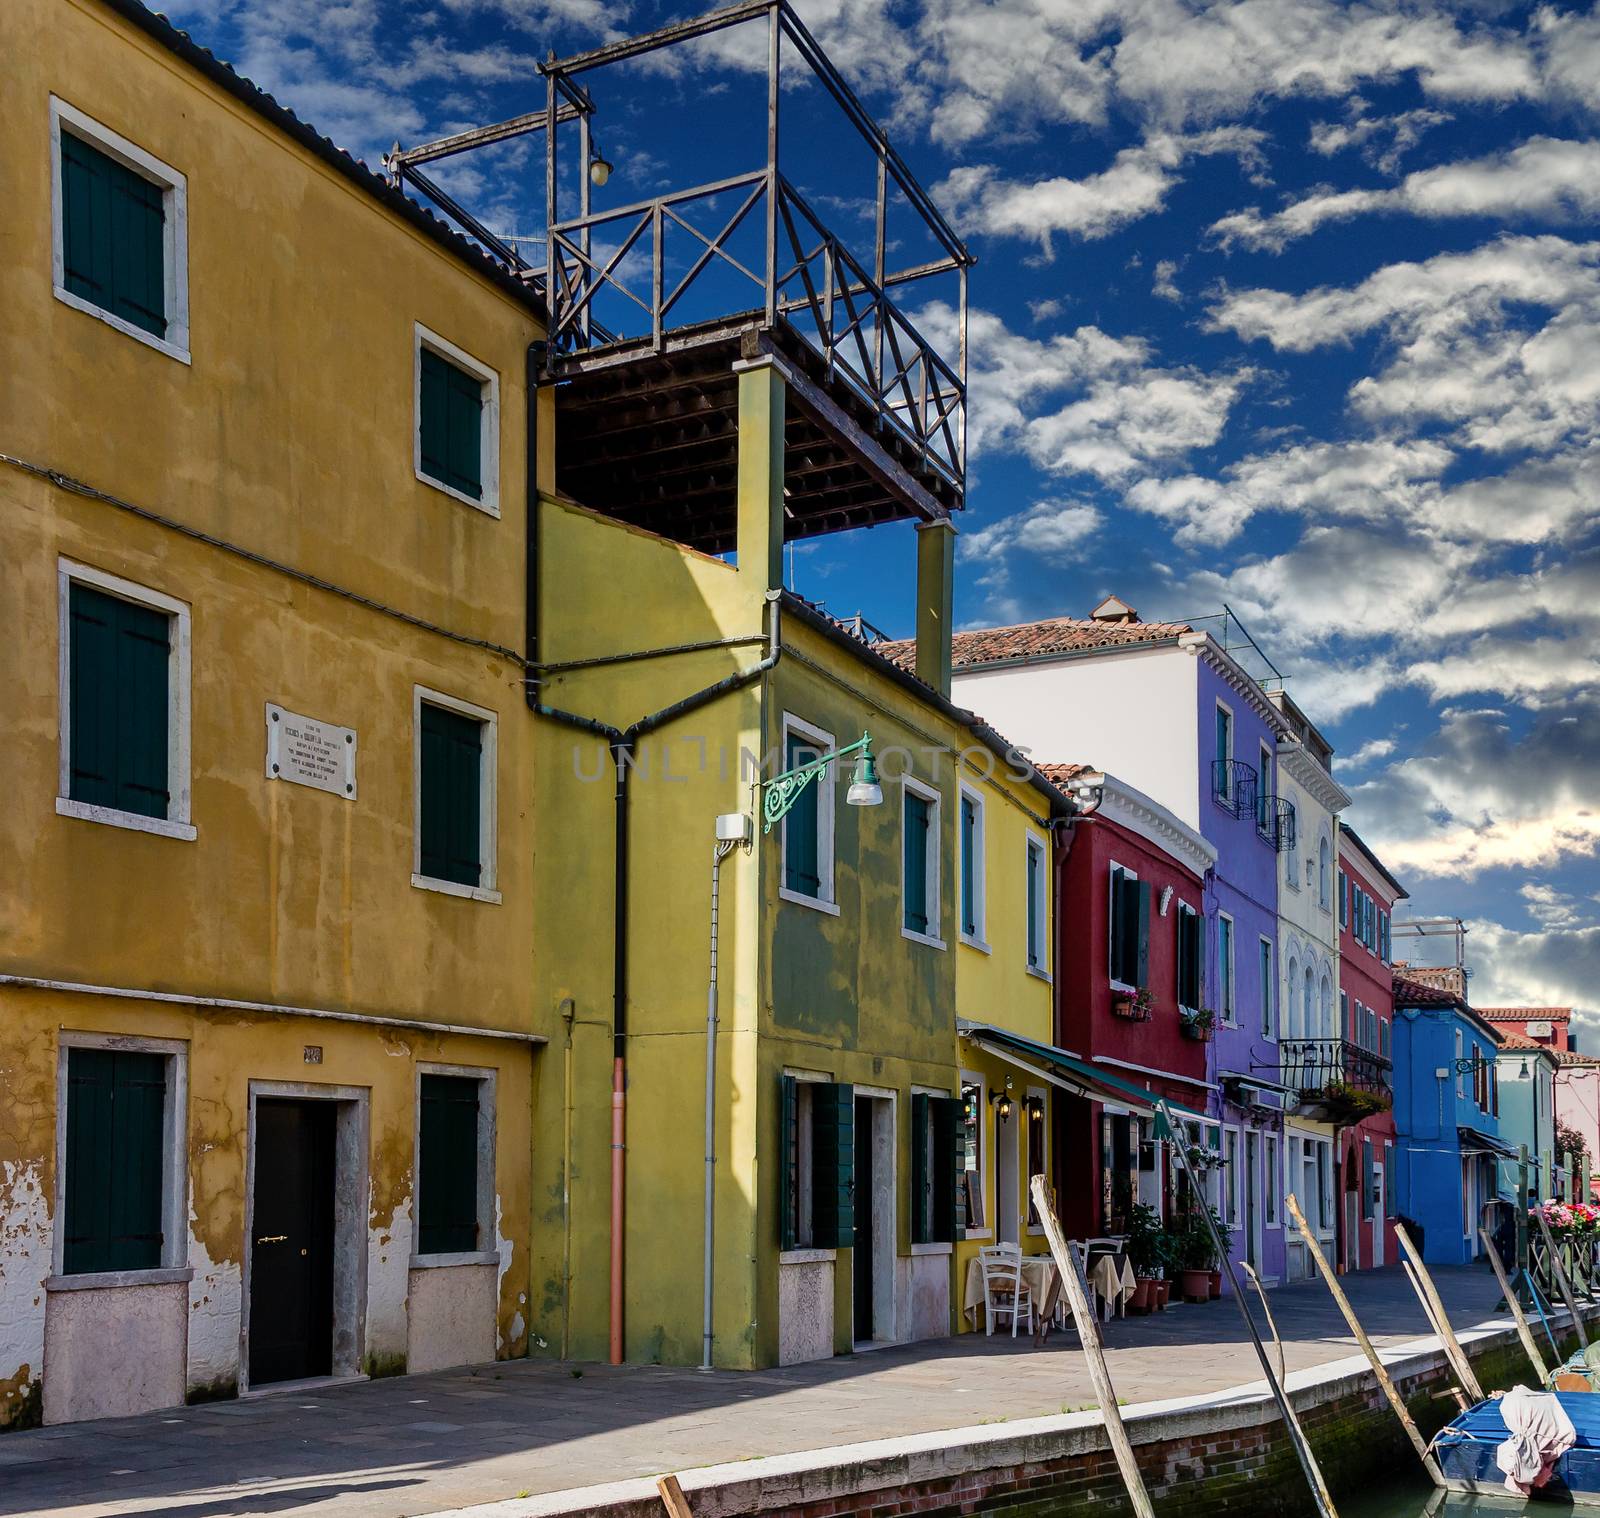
[[472, 1306, 1599, 1518]]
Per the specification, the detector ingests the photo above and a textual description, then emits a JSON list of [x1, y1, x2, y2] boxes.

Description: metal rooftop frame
[[385, 0, 974, 539], [1181, 605, 1287, 692]]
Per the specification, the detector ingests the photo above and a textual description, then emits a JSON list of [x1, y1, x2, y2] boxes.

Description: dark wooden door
[[249, 1099, 336, 1385], [853, 1097, 873, 1343]]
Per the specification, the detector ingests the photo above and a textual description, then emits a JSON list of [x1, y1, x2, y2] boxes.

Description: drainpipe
[[530, 594, 784, 1364], [703, 834, 739, 1369]]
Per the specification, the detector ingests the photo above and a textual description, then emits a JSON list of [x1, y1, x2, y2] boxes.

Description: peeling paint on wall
[[367, 1182, 412, 1373], [495, 1193, 515, 1354], [185, 1219, 241, 1400], [0, 1160, 49, 1429]]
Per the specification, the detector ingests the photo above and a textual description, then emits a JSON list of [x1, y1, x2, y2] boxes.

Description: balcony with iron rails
[[385, 0, 972, 555], [1267, 1038, 1393, 1122], [1256, 793, 1296, 853], [1211, 758, 1258, 821]]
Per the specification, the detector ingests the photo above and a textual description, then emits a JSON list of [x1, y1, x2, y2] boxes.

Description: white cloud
[[1462, 916, 1600, 1030], [1308, 104, 1453, 173], [1339, 736, 1397, 769], [1520, 883, 1593, 932], [1211, 138, 1600, 252], [1152, 259, 1182, 301], [940, 128, 1266, 253]]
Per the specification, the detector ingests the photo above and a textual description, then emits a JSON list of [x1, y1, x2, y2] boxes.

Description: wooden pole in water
[[1394, 1221, 1484, 1401], [1534, 1207, 1590, 1350], [1287, 1194, 1445, 1487], [1030, 1174, 1157, 1518], [1480, 1227, 1550, 1384], [656, 1473, 694, 1518], [1161, 1106, 1340, 1518]]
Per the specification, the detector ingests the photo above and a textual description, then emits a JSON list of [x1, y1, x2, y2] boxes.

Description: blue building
[[1392, 971, 1512, 1264]]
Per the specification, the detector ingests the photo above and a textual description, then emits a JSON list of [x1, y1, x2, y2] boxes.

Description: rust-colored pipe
[[610, 1054, 625, 1364]]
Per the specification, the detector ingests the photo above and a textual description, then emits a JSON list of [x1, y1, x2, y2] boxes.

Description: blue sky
[[165, 0, 1600, 1030]]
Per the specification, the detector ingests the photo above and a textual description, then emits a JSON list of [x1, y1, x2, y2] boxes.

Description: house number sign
[[265, 703, 357, 799]]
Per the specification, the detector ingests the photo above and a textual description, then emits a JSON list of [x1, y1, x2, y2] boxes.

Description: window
[[1283, 801, 1300, 890], [1223, 1128, 1240, 1226], [51, 98, 189, 362], [1109, 864, 1148, 988], [1257, 741, 1275, 830], [1317, 1139, 1334, 1230], [1259, 937, 1274, 1037], [959, 1074, 987, 1235], [1177, 901, 1202, 1011], [1026, 834, 1049, 974], [1341, 989, 1351, 1041], [1456, 1029, 1466, 1099], [1218, 914, 1236, 1024], [1318, 836, 1331, 908], [959, 787, 986, 946], [779, 715, 836, 912], [1379, 1016, 1391, 1060], [1265, 1133, 1280, 1227], [901, 776, 942, 946], [416, 1068, 495, 1258], [414, 687, 499, 902], [58, 560, 193, 840], [1379, 910, 1391, 964], [1214, 702, 1234, 802], [415, 325, 500, 514], [1025, 1091, 1048, 1228], [1339, 870, 1348, 927], [58, 1036, 184, 1279], [779, 1075, 854, 1250]]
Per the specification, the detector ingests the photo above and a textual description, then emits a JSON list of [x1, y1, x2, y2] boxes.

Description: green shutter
[[933, 1095, 963, 1244], [61, 131, 167, 339], [778, 1074, 798, 1250], [1361, 1138, 1374, 1222], [419, 1074, 481, 1254], [782, 732, 821, 897], [64, 1047, 165, 1275], [960, 797, 977, 937], [910, 1092, 930, 1244], [1179, 908, 1200, 1009], [419, 348, 484, 500], [69, 582, 170, 820], [420, 703, 483, 887], [903, 792, 930, 935], [812, 1082, 854, 1249], [1136, 881, 1151, 988]]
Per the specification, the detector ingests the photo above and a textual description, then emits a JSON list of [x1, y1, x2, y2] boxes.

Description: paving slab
[[0, 1265, 1516, 1518]]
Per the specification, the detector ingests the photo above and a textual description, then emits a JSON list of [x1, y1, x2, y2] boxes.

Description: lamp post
[[700, 730, 883, 1369]]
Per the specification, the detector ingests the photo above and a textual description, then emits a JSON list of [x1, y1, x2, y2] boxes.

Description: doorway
[[853, 1096, 875, 1343], [249, 1099, 336, 1385], [996, 1102, 1020, 1245], [1372, 1162, 1385, 1266], [850, 1090, 896, 1349], [1245, 1129, 1261, 1269]]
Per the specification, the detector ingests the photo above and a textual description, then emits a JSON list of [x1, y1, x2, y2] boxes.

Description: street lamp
[[760, 731, 882, 832]]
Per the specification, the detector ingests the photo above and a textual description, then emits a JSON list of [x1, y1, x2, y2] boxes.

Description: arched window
[[1303, 967, 1315, 1041], [1286, 956, 1300, 1038], [1320, 973, 1333, 1039], [1318, 836, 1331, 907]]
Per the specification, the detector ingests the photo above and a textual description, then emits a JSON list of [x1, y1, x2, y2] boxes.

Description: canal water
[[1339, 1481, 1531, 1517]]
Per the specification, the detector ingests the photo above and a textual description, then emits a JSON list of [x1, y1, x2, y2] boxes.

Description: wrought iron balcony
[[1256, 794, 1296, 852], [1276, 1038, 1392, 1098], [1211, 758, 1258, 820]]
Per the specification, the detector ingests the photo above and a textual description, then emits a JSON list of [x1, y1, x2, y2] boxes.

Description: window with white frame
[[415, 1064, 497, 1261], [1026, 832, 1049, 975], [1213, 701, 1235, 803], [415, 324, 501, 515], [57, 558, 194, 841], [779, 713, 837, 913], [958, 785, 987, 948], [56, 1032, 188, 1280], [901, 774, 943, 946], [959, 1072, 988, 1236], [1177, 900, 1203, 1012], [1109, 862, 1145, 989], [1217, 913, 1236, 1024], [1318, 834, 1331, 908], [1259, 937, 1274, 1038], [50, 97, 190, 363], [413, 685, 500, 903]]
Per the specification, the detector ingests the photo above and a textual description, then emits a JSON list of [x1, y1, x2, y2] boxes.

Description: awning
[[959, 1021, 1212, 1136], [1458, 1124, 1517, 1159]]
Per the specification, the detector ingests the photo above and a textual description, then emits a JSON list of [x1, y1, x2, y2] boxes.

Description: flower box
[[1112, 988, 1154, 1021]]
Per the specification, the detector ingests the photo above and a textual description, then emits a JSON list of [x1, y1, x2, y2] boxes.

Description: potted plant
[[1179, 1006, 1216, 1042], [1317, 1081, 1393, 1125], [1125, 1203, 1165, 1313], [1172, 1216, 1213, 1303], [1112, 985, 1154, 1021]]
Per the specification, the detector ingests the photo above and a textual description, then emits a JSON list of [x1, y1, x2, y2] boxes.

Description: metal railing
[[1211, 758, 1258, 820], [1256, 794, 1296, 852], [1276, 1038, 1392, 1096]]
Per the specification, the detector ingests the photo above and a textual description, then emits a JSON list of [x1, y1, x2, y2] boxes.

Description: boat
[[1432, 1389, 1600, 1505]]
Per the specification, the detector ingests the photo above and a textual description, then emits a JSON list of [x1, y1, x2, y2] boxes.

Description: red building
[[1336, 825, 1408, 1271], [1045, 765, 1219, 1238]]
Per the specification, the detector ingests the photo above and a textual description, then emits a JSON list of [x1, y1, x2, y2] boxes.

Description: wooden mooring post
[[1395, 1221, 1483, 1401], [1030, 1173, 1157, 1518], [1287, 1195, 1444, 1487], [1534, 1207, 1591, 1351], [1479, 1227, 1550, 1384]]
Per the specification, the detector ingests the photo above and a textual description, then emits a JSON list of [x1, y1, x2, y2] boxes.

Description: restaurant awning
[[1458, 1124, 1517, 1159], [958, 1021, 1213, 1136]]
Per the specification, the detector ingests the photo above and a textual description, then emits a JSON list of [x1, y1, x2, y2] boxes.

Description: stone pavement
[[0, 1266, 1513, 1518]]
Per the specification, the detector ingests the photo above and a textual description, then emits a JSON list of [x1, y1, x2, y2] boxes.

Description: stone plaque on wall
[[265, 703, 356, 799]]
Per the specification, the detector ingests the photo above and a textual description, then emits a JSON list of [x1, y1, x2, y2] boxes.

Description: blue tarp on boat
[[1434, 1391, 1600, 1503]]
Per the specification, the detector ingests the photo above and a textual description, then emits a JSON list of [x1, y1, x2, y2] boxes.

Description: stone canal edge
[[427, 1304, 1600, 1518]]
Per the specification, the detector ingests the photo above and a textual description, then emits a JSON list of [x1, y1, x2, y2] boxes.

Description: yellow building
[[1, 0, 545, 1426], [1, 0, 1071, 1423]]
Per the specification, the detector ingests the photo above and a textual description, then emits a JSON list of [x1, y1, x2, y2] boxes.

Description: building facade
[[1391, 973, 1508, 1265], [1481, 1008, 1590, 1201], [1333, 826, 1407, 1273]]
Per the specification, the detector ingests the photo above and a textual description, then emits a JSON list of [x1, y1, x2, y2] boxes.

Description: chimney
[[1090, 595, 1139, 624]]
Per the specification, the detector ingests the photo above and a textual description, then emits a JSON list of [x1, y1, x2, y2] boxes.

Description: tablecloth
[[962, 1255, 1058, 1326]]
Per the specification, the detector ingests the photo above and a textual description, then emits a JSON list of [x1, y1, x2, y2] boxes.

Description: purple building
[[946, 598, 1294, 1286]]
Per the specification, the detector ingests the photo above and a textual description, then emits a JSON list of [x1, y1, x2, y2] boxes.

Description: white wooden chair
[[978, 1243, 1033, 1337]]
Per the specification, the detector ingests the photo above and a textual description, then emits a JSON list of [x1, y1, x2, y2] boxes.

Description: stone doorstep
[[417, 1306, 1592, 1518]]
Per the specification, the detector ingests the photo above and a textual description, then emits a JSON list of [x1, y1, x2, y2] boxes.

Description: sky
[[162, 0, 1600, 1035]]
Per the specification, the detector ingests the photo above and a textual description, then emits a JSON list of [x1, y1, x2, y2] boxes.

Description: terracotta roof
[[1496, 1028, 1549, 1052], [1038, 762, 1095, 785], [1480, 1007, 1572, 1022], [877, 613, 1195, 673], [1392, 972, 1466, 1009], [1556, 1048, 1600, 1068]]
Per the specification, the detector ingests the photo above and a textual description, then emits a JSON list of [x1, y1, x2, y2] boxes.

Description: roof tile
[[878, 614, 1194, 673]]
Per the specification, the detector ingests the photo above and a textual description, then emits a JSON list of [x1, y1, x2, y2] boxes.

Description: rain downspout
[[703, 834, 739, 1369]]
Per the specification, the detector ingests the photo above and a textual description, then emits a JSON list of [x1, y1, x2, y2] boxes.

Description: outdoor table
[[1083, 1249, 1137, 1319], [962, 1254, 1059, 1332]]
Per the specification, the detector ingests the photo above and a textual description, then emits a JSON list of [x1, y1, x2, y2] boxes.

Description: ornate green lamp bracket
[[760, 730, 880, 833]]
